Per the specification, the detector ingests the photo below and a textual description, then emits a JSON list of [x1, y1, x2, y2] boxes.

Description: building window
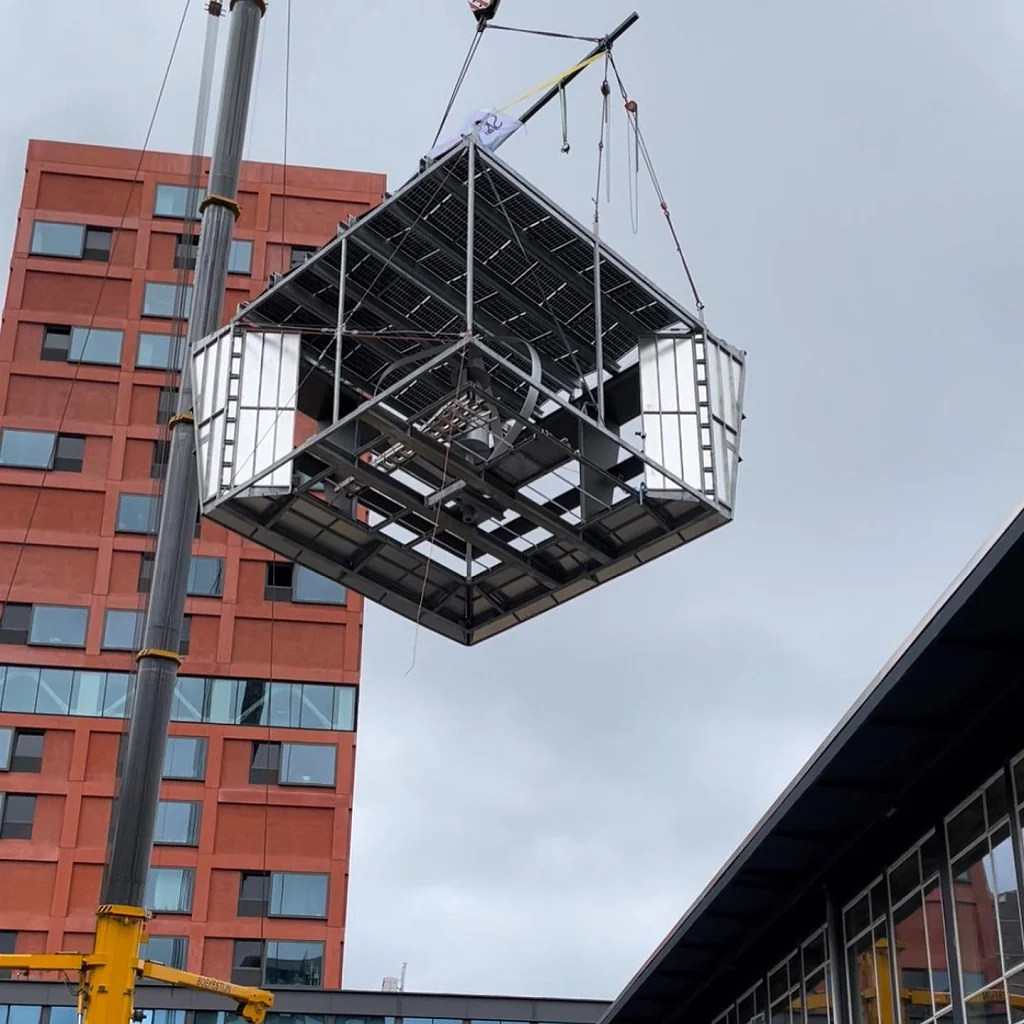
[[173, 235, 252, 275], [0, 929, 15, 980], [290, 246, 316, 269], [238, 872, 271, 917], [0, 793, 36, 839], [270, 872, 329, 919], [0, 730, 44, 773], [0, 430, 84, 472], [137, 332, 185, 370], [102, 610, 141, 651], [0, 604, 88, 648], [154, 800, 201, 846], [264, 563, 347, 605], [0, 665, 357, 732], [41, 325, 123, 365], [237, 873, 328, 920], [266, 941, 324, 987], [138, 555, 223, 598], [151, 440, 171, 480], [188, 557, 224, 598], [144, 866, 195, 913], [229, 239, 254, 275], [249, 742, 336, 787], [143, 282, 193, 319], [154, 184, 202, 220], [162, 736, 206, 780], [140, 935, 189, 970], [30, 222, 112, 261], [116, 494, 161, 533], [179, 615, 192, 656], [157, 388, 177, 425], [231, 940, 324, 988]]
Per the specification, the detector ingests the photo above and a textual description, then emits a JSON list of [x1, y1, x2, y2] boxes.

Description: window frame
[[140, 935, 189, 970], [102, 609, 142, 651], [142, 282, 194, 320], [153, 184, 203, 220], [8, 730, 44, 773], [279, 742, 336, 788], [137, 332, 185, 371], [144, 866, 196, 914], [40, 325, 124, 366], [162, 736, 207, 781], [116, 493, 161, 534], [24, 604, 89, 648], [0, 430, 85, 472], [0, 792, 37, 839], [153, 799, 202, 847]]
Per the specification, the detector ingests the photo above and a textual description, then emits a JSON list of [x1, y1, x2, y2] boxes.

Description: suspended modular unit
[[194, 137, 746, 645]]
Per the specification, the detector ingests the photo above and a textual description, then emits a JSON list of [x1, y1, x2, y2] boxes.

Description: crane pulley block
[[469, 0, 501, 26]]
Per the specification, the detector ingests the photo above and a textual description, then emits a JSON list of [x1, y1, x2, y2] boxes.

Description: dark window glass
[[250, 741, 281, 785], [0, 429, 56, 468], [151, 440, 171, 480], [179, 615, 192, 656], [269, 873, 329, 919], [0, 928, 15, 979], [143, 282, 193, 319], [290, 246, 316, 269], [154, 800, 201, 846], [189, 557, 224, 597], [157, 389, 177, 425], [232, 939, 264, 987], [138, 553, 155, 593], [264, 940, 324, 987], [238, 871, 271, 917], [0, 793, 36, 839], [40, 326, 72, 361], [293, 566, 347, 606], [69, 327, 123, 365], [9, 731, 44, 773], [53, 434, 85, 472], [0, 728, 11, 770], [264, 563, 294, 601], [30, 221, 84, 257], [137, 332, 185, 370], [154, 184, 202, 219], [141, 935, 188, 970], [28, 605, 88, 647], [163, 736, 206, 780], [174, 234, 200, 271], [117, 494, 160, 533], [144, 866, 195, 913], [83, 228, 112, 261], [102, 610, 141, 651], [229, 239, 254, 275], [280, 743, 335, 787], [0, 604, 32, 645]]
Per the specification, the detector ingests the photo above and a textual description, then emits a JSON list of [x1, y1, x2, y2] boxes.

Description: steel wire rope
[[607, 52, 704, 314], [486, 24, 602, 43], [431, 28, 486, 150], [0, 0, 195, 741]]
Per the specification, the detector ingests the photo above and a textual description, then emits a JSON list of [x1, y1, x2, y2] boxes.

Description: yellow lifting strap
[[497, 52, 605, 113]]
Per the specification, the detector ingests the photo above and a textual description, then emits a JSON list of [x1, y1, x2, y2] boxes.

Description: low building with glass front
[[600, 500, 1024, 1024]]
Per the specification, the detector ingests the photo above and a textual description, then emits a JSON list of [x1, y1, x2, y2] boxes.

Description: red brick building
[[0, 140, 385, 988]]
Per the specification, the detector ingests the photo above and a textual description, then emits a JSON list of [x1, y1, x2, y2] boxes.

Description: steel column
[[101, 0, 264, 907], [466, 139, 477, 333], [334, 233, 348, 422]]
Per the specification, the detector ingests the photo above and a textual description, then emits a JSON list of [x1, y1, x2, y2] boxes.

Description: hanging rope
[[486, 24, 603, 43], [608, 53, 704, 315], [432, 29, 486, 149], [559, 84, 570, 153]]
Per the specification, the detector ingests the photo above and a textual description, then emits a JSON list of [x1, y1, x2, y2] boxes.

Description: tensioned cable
[[486, 24, 602, 43], [607, 52, 704, 314], [431, 29, 486, 149]]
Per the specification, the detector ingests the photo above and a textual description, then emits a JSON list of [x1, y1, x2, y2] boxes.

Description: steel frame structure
[[195, 137, 746, 645]]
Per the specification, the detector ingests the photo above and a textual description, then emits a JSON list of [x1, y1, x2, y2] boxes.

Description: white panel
[[703, 337, 744, 509], [229, 331, 300, 497], [192, 326, 234, 507], [638, 333, 703, 498]]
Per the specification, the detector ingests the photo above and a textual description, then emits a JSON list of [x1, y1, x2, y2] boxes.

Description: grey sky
[[2, 0, 1023, 1002]]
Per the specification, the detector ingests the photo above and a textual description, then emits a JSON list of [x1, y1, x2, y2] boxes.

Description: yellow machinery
[[0, 904, 273, 1024]]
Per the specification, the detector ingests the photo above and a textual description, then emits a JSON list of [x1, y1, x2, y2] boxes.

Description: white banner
[[427, 108, 522, 163]]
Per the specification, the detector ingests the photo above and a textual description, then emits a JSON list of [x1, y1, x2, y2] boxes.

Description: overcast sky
[[2, 0, 1023, 1003]]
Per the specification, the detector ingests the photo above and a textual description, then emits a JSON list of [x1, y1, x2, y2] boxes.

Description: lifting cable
[[486, 24, 603, 43], [0, 0, 195, 704], [608, 52, 705, 316], [431, 28, 487, 150]]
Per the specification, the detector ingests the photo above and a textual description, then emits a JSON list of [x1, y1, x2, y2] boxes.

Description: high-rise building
[[0, 140, 385, 988]]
